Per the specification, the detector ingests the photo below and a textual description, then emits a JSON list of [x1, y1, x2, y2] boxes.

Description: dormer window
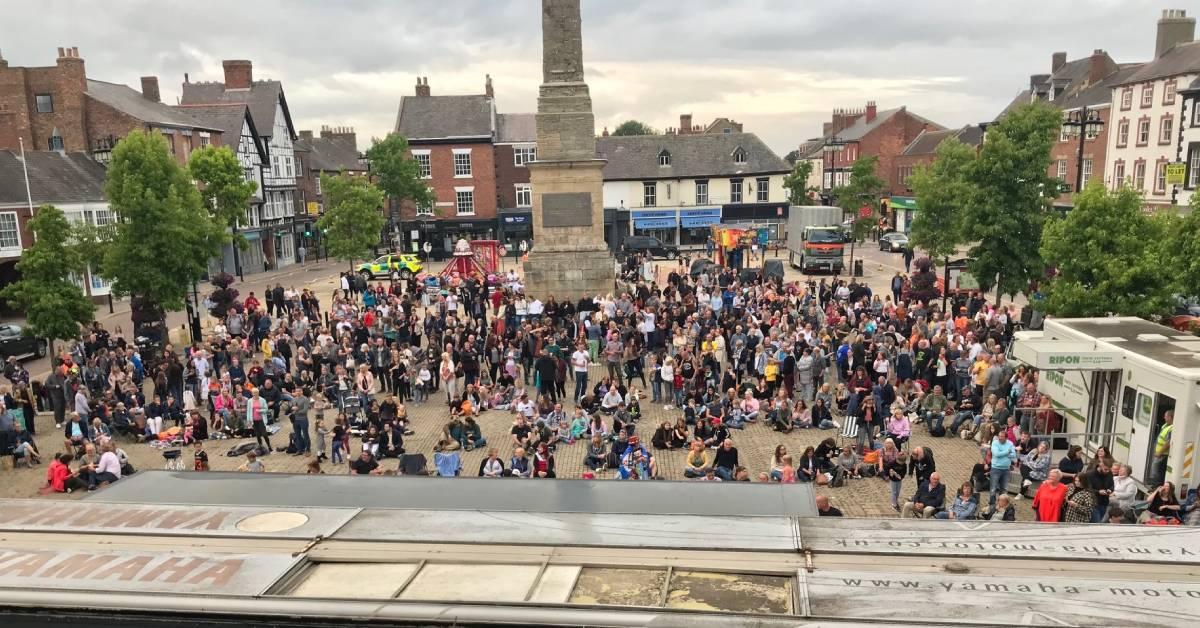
[[658, 150, 671, 167], [733, 147, 746, 164]]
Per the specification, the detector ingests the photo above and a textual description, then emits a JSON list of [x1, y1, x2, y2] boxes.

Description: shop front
[[629, 207, 722, 249], [415, 218, 497, 261], [497, 210, 533, 257], [721, 202, 789, 243], [890, 196, 918, 233]]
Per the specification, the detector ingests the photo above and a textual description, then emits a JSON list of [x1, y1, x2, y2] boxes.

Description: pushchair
[[162, 449, 185, 471], [339, 390, 365, 431]]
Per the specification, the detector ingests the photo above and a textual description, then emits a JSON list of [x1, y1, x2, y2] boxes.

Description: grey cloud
[[0, 0, 1177, 155]]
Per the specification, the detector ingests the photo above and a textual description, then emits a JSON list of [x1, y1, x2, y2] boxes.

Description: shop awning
[[890, 196, 918, 211]]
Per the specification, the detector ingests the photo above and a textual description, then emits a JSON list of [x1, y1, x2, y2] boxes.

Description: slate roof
[[0, 151, 107, 206], [176, 104, 267, 161], [395, 95, 495, 141], [796, 138, 826, 160], [180, 80, 293, 140], [1055, 64, 1146, 110], [900, 125, 985, 157], [834, 107, 943, 142], [1182, 75, 1200, 94], [1119, 41, 1200, 85], [296, 136, 362, 172], [596, 132, 789, 181], [85, 80, 218, 131], [994, 90, 1032, 121], [496, 113, 536, 143]]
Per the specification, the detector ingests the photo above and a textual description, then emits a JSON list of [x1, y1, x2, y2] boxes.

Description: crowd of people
[[0, 248, 1193, 526]]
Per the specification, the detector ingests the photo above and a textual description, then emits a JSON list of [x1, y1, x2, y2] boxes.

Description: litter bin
[[853, 259, 864, 277]]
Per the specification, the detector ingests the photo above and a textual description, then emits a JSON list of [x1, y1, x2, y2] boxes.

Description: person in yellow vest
[[1152, 410, 1174, 487]]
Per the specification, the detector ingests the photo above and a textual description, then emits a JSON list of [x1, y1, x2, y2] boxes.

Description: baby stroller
[[339, 389, 365, 431], [162, 449, 185, 471]]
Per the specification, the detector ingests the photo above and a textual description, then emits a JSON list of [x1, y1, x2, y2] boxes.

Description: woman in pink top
[[740, 392, 761, 422], [778, 455, 796, 483], [885, 408, 911, 448]]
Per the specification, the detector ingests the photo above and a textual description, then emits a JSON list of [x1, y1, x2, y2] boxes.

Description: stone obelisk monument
[[523, 0, 614, 299]]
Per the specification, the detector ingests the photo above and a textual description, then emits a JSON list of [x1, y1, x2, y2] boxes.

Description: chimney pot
[[57, 47, 65, 58], [140, 76, 160, 102], [222, 59, 253, 89]]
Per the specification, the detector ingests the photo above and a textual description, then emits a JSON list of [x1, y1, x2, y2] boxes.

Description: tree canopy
[[102, 130, 223, 313], [611, 120, 657, 136], [187, 144, 258, 232], [317, 173, 386, 267], [963, 101, 1060, 300], [1166, 194, 1200, 301], [908, 137, 975, 262], [0, 205, 94, 346], [782, 160, 816, 206], [1040, 183, 1175, 318], [832, 156, 886, 277], [365, 133, 434, 211], [784, 149, 800, 166]]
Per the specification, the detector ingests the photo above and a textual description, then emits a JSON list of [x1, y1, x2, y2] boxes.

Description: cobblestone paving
[[0, 365, 1034, 520]]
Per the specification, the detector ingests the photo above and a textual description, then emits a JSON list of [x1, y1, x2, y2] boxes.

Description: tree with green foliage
[[782, 160, 817, 205], [963, 101, 1060, 301], [784, 149, 800, 166], [188, 145, 258, 269], [832, 156, 886, 278], [1040, 183, 1175, 318], [612, 120, 657, 136], [102, 131, 223, 331], [1166, 194, 1200, 302], [365, 133, 435, 251], [909, 137, 975, 263], [317, 173, 386, 269], [0, 205, 94, 354]]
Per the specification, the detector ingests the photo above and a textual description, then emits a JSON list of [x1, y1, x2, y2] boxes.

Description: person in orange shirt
[[954, 307, 969, 335], [1031, 469, 1068, 522]]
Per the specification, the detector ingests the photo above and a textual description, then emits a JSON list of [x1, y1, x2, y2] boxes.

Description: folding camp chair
[[838, 417, 860, 448]]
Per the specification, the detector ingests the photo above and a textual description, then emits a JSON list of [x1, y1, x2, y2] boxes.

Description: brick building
[[494, 113, 536, 250], [294, 126, 365, 255], [394, 76, 505, 257], [889, 125, 984, 232], [0, 47, 221, 165], [820, 102, 943, 204]]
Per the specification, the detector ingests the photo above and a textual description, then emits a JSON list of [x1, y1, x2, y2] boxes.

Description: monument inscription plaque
[[541, 193, 593, 228]]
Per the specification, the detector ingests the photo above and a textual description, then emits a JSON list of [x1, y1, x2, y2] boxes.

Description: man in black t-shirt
[[350, 450, 381, 475], [816, 495, 843, 517]]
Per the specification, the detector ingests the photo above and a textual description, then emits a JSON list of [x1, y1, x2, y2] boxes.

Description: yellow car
[[357, 254, 423, 279]]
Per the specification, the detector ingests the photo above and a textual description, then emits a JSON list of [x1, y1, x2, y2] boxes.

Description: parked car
[[0, 324, 48, 362], [622, 235, 679, 260], [357, 253, 423, 279], [879, 232, 909, 253]]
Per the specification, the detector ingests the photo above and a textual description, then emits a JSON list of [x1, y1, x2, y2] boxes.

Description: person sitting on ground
[[600, 386, 623, 414], [584, 434, 607, 472], [885, 407, 911, 448], [683, 439, 711, 478], [651, 421, 674, 450], [433, 439, 462, 477], [239, 451, 266, 473], [816, 495, 844, 517], [713, 438, 739, 481], [902, 471, 946, 518], [1017, 440, 1051, 498], [510, 414, 533, 449], [45, 453, 86, 493], [837, 445, 862, 480], [1147, 481, 1183, 523], [934, 481, 979, 520], [532, 442, 556, 478], [478, 448, 505, 477], [796, 446, 829, 485], [920, 385, 949, 425], [509, 447, 532, 478]]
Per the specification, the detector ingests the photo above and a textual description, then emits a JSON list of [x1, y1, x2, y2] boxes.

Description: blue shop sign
[[503, 215, 530, 224], [634, 217, 678, 229], [680, 207, 721, 228]]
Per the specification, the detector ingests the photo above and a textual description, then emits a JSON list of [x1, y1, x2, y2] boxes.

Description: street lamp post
[[1061, 106, 1104, 195]]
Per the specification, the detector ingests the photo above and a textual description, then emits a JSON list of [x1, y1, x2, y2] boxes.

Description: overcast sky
[[1, 0, 1181, 155]]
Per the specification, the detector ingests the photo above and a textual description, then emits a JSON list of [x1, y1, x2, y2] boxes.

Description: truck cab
[[797, 226, 845, 274]]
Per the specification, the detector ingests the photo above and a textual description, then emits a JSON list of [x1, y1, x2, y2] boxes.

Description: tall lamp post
[[1061, 106, 1104, 195], [822, 136, 845, 204]]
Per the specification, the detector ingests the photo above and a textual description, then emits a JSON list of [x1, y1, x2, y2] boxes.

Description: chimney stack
[[679, 113, 693, 135], [299, 130, 314, 141], [1087, 49, 1116, 85], [865, 101, 877, 123], [415, 76, 430, 97], [484, 74, 493, 98], [1156, 9, 1196, 58], [222, 60, 253, 89], [0, 49, 7, 69], [140, 76, 160, 102], [320, 125, 357, 146], [1051, 51, 1067, 73]]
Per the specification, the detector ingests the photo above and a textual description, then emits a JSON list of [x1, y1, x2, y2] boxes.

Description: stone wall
[[528, 159, 606, 251], [522, 248, 614, 300]]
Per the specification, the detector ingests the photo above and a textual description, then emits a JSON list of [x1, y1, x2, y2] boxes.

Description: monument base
[[523, 248, 615, 300]]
